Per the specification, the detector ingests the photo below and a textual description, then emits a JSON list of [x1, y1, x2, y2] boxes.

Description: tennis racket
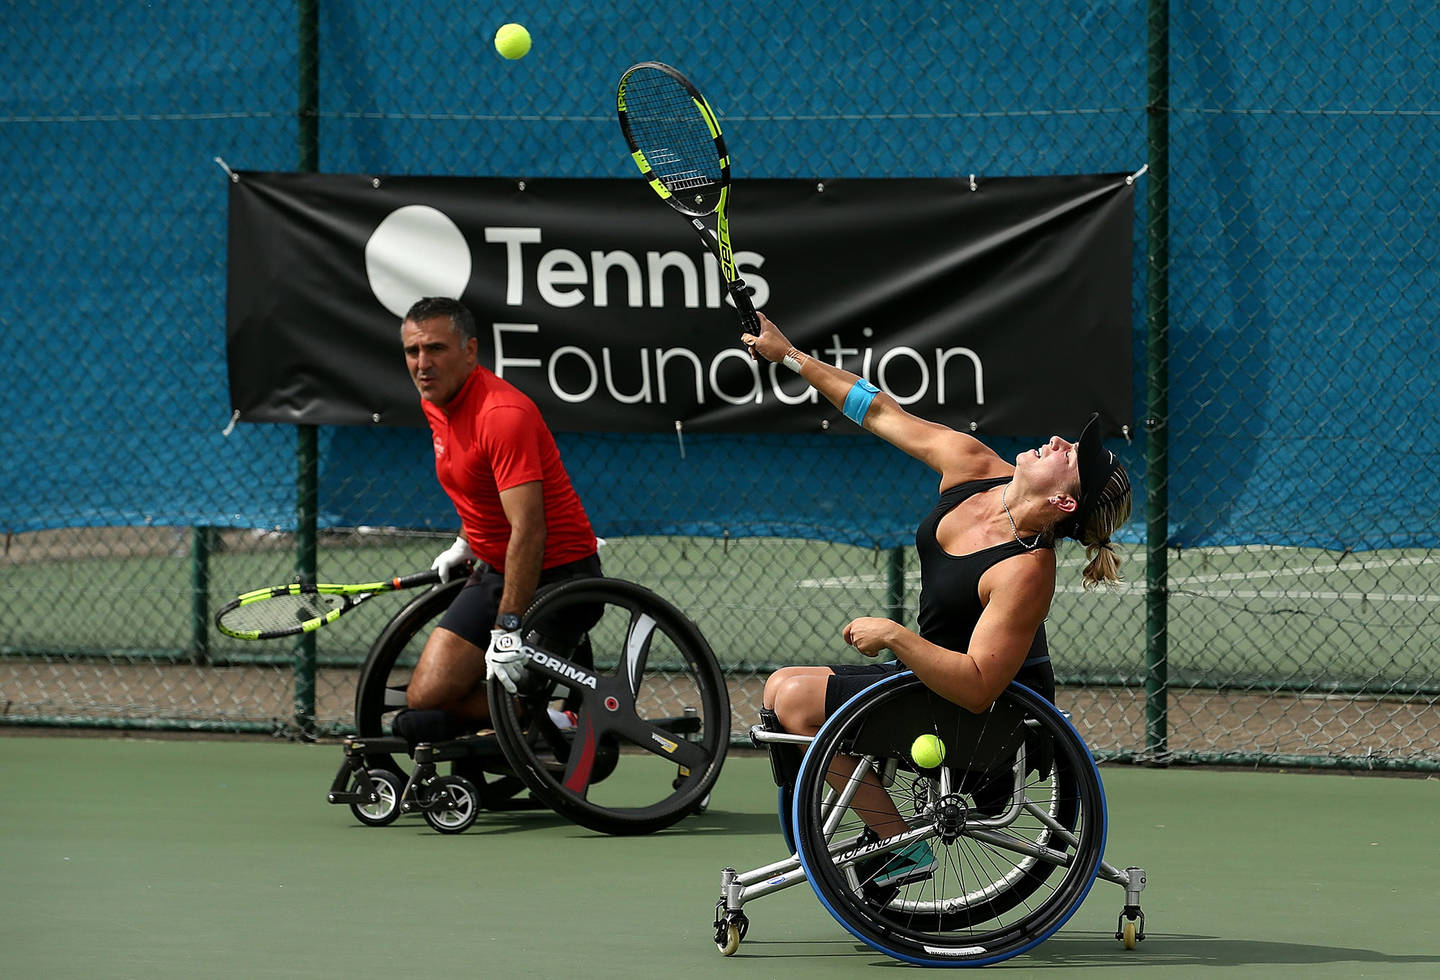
[[616, 61, 759, 339], [214, 568, 456, 640]]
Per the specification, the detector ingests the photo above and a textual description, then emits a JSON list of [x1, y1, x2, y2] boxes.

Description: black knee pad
[[392, 708, 470, 746], [759, 708, 804, 789]]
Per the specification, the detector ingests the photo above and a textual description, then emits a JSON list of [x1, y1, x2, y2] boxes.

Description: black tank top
[[914, 477, 1051, 668]]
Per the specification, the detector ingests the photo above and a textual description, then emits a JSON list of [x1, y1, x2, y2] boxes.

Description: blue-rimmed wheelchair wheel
[[489, 577, 730, 836], [791, 673, 1106, 967]]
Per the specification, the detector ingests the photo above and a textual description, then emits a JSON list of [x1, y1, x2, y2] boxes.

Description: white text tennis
[[486, 225, 772, 311]]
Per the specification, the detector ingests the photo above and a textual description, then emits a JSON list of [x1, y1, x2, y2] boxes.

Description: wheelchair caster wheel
[[349, 769, 404, 827], [1118, 907, 1145, 950], [715, 911, 748, 956], [422, 774, 479, 834]]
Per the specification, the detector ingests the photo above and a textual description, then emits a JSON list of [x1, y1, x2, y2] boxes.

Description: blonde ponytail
[[1081, 539, 1123, 590], [1077, 468, 1132, 590]]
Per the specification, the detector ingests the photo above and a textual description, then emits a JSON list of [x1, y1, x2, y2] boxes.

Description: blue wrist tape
[[842, 378, 880, 424]]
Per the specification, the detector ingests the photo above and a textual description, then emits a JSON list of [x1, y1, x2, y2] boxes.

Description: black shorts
[[437, 553, 603, 649], [823, 662, 906, 717], [822, 657, 1056, 718]]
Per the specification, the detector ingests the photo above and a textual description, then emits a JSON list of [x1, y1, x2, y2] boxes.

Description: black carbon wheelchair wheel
[[351, 578, 467, 774], [791, 673, 1106, 967], [488, 577, 730, 836]]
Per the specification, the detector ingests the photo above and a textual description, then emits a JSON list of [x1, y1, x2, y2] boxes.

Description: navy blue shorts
[[437, 553, 602, 649]]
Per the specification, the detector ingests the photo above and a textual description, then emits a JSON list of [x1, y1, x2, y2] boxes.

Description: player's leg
[[404, 565, 505, 723], [763, 666, 833, 731], [822, 666, 926, 863], [769, 664, 919, 852], [760, 666, 834, 834], [406, 627, 491, 720]]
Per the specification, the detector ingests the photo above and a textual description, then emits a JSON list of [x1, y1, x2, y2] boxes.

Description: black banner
[[226, 173, 1133, 434]]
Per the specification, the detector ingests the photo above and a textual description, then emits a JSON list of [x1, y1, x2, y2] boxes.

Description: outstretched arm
[[744, 314, 1000, 479]]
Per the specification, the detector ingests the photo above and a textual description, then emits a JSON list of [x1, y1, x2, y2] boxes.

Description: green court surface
[[2, 734, 1436, 979]]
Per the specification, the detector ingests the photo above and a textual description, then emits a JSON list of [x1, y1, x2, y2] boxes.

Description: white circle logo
[[364, 205, 471, 317]]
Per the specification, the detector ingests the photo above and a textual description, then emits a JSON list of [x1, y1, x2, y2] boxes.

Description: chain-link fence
[[2, 1, 1437, 770]]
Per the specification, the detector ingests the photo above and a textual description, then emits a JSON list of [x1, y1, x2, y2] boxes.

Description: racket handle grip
[[729, 279, 759, 334], [396, 566, 464, 590]]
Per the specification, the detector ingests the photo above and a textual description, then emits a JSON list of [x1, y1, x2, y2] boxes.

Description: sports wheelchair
[[714, 672, 1147, 967], [326, 576, 730, 836]]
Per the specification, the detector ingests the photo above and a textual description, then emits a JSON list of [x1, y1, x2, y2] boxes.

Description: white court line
[[1052, 583, 1440, 603], [1167, 555, 1438, 586], [797, 558, 1440, 605], [800, 554, 1437, 590]]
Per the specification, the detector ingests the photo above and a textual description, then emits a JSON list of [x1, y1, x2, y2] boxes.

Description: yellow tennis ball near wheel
[[494, 23, 531, 60], [910, 733, 946, 769]]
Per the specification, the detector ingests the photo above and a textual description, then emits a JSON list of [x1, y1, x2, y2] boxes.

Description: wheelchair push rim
[[791, 673, 1108, 967]]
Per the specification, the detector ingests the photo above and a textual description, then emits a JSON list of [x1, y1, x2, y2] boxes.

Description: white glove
[[430, 535, 474, 583], [485, 628, 528, 694]]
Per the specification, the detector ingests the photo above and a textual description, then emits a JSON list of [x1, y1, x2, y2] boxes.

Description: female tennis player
[[741, 312, 1132, 886]]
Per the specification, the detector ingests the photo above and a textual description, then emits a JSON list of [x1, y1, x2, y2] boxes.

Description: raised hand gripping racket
[[214, 568, 457, 640], [616, 61, 759, 338]]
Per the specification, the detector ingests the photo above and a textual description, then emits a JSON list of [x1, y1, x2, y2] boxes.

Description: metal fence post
[[1143, 0, 1170, 762], [886, 546, 906, 624], [189, 525, 211, 666], [292, 0, 320, 738]]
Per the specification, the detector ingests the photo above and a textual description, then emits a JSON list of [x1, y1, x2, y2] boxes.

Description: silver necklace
[[1001, 483, 1042, 550]]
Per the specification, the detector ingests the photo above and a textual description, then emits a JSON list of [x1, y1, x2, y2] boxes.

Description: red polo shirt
[[422, 367, 596, 572]]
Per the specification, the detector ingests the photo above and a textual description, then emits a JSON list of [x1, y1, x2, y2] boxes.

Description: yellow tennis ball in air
[[910, 733, 946, 769], [494, 23, 531, 60]]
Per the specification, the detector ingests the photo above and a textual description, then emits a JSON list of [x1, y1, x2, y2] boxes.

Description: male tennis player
[[396, 296, 601, 741]]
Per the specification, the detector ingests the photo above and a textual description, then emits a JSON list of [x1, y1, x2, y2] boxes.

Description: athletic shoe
[[871, 840, 938, 888], [547, 707, 578, 731]]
